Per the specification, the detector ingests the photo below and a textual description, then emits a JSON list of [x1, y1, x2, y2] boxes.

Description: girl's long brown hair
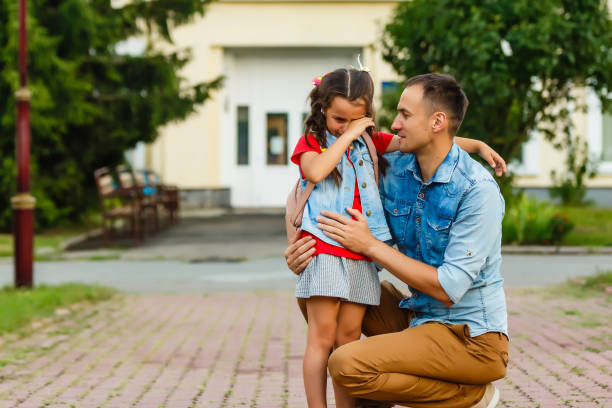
[[303, 68, 388, 185]]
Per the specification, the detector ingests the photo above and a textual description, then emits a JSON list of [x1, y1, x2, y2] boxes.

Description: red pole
[[12, 0, 35, 288]]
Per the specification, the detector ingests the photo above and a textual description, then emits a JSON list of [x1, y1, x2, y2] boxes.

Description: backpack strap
[[291, 132, 380, 227], [360, 132, 379, 185], [291, 180, 315, 228]]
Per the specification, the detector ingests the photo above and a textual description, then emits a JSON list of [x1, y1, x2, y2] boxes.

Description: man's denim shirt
[[380, 143, 508, 337], [301, 131, 392, 247]]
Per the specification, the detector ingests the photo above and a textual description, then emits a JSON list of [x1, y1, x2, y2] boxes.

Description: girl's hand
[[478, 142, 507, 177], [342, 117, 375, 141]]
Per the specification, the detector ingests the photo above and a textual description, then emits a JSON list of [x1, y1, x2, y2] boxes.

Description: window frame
[[587, 89, 612, 175], [237, 105, 250, 166], [266, 112, 289, 166]]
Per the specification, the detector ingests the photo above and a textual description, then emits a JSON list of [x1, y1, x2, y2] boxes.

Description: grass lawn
[[548, 270, 612, 300], [0, 283, 116, 336], [559, 206, 612, 247], [0, 224, 94, 258]]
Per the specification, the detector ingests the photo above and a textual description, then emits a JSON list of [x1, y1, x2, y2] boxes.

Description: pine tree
[[0, 0, 222, 230]]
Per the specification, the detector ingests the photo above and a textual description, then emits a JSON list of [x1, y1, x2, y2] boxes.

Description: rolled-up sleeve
[[437, 180, 504, 304]]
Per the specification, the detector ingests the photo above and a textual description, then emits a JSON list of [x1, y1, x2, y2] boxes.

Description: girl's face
[[324, 96, 367, 138]]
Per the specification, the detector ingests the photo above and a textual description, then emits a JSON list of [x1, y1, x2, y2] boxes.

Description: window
[[509, 130, 540, 176], [267, 113, 288, 165], [587, 89, 612, 174], [237, 106, 249, 165]]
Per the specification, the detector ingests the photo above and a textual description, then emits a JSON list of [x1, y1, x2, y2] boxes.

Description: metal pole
[[12, 0, 35, 288]]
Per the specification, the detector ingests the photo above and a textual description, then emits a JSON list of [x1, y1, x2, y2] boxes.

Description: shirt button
[[416, 217, 421, 223], [419, 193, 425, 199], [393, 209, 398, 214], [359, 160, 364, 166], [416, 243, 420, 249], [413, 292, 419, 299], [366, 210, 372, 216], [362, 182, 367, 188]]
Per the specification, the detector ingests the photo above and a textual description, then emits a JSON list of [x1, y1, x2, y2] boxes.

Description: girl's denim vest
[[300, 131, 392, 248]]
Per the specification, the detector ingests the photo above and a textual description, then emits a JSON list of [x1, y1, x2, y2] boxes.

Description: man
[[285, 73, 508, 408]]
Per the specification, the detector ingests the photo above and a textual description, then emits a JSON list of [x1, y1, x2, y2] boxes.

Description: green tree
[[0, 0, 222, 230], [381, 0, 612, 192]]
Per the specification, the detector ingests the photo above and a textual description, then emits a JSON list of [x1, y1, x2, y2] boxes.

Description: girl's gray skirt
[[295, 253, 381, 306]]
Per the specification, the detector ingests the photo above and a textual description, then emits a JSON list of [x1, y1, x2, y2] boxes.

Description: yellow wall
[[148, 0, 612, 190], [513, 88, 612, 189], [148, 1, 399, 188]]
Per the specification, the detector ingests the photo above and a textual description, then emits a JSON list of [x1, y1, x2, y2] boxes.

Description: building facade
[[138, 0, 612, 208]]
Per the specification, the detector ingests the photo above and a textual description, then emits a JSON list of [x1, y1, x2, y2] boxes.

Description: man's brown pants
[[297, 281, 508, 408]]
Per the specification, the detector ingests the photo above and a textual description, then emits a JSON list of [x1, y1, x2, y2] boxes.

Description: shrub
[[502, 194, 574, 245]]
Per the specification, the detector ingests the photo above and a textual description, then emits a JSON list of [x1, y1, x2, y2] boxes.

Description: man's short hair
[[404, 73, 469, 136]]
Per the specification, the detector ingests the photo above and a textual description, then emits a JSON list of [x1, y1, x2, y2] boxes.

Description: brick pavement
[[0, 288, 610, 408]]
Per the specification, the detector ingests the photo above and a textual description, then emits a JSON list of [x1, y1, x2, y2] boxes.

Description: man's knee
[[328, 343, 366, 390], [494, 363, 507, 381], [329, 345, 354, 385], [490, 351, 508, 381]]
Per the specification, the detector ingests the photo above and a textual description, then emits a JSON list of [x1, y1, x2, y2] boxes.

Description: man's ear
[[431, 112, 448, 134]]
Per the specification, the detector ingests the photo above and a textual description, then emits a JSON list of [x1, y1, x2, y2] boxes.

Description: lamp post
[[11, 0, 35, 288]]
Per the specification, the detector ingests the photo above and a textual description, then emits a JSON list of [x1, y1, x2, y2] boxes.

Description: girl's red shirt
[[290, 132, 394, 260]]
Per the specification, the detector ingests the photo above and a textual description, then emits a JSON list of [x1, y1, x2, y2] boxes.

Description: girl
[[291, 68, 504, 408]]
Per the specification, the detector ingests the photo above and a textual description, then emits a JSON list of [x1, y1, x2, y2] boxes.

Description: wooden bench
[[116, 165, 160, 236], [143, 170, 180, 225], [93, 167, 142, 246]]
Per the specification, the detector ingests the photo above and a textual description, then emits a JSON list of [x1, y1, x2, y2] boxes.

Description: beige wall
[[148, 1, 399, 188], [148, 0, 612, 190], [513, 88, 612, 189]]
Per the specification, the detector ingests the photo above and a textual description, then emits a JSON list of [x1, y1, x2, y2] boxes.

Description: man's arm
[[364, 237, 453, 306], [316, 180, 504, 306], [316, 210, 453, 306], [436, 180, 504, 304]]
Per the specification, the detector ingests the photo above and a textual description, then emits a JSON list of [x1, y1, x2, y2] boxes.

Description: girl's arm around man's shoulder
[[378, 132, 507, 176]]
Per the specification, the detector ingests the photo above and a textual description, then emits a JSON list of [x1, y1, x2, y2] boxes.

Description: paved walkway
[[0, 288, 610, 408]]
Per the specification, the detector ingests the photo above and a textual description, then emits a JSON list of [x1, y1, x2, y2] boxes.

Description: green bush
[[503, 194, 574, 245]]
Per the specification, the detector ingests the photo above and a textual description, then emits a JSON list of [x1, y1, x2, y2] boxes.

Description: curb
[[501, 245, 612, 255], [59, 228, 103, 251], [180, 207, 285, 218]]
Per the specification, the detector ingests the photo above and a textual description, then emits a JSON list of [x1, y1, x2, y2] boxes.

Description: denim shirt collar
[[405, 142, 461, 185]]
